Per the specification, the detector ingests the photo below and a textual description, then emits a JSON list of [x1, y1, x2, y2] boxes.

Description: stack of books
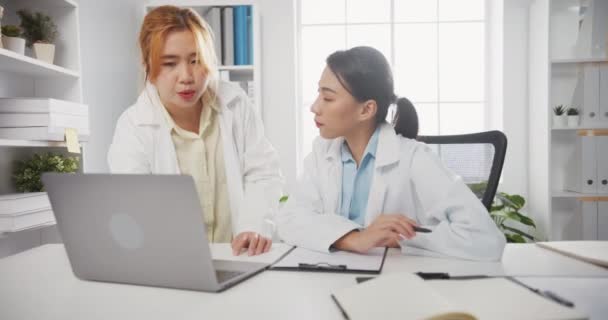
[[0, 98, 90, 141], [203, 5, 253, 66], [0, 192, 54, 233]]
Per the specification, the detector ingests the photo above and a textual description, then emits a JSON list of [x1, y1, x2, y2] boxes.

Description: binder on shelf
[[580, 200, 599, 240], [599, 202, 608, 240], [233, 5, 248, 65], [0, 98, 88, 116], [203, 7, 222, 64], [600, 63, 608, 122], [0, 192, 51, 216], [271, 246, 387, 274], [598, 136, 608, 194], [564, 135, 597, 194], [221, 7, 234, 66], [571, 63, 600, 126], [247, 6, 253, 65]]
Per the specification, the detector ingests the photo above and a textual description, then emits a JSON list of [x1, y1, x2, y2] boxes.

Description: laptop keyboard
[[215, 270, 245, 283]]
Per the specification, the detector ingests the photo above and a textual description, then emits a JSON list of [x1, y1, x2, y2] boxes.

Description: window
[[297, 0, 487, 162]]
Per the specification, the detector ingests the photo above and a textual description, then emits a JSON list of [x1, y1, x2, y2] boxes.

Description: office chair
[[417, 131, 508, 211]]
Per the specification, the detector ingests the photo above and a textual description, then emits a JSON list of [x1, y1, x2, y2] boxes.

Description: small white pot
[[2, 36, 26, 55], [552, 114, 567, 128], [33, 42, 55, 64], [567, 115, 580, 128]]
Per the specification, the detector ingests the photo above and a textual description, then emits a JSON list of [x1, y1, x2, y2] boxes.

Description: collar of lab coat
[[133, 80, 240, 128], [324, 122, 400, 168]]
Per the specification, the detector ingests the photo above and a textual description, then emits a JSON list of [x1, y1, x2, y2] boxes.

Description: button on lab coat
[[276, 123, 506, 261], [107, 81, 284, 236]]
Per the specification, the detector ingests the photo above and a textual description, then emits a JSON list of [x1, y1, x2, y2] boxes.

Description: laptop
[[41, 173, 269, 292]]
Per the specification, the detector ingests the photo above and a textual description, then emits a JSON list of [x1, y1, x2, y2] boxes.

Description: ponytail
[[391, 96, 418, 139]]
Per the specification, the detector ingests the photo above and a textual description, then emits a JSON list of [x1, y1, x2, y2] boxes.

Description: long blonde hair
[[139, 5, 218, 105]]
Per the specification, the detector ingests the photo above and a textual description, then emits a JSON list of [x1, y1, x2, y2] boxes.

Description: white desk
[[0, 244, 607, 320]]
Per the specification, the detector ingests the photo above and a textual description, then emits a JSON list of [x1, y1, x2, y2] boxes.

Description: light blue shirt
[[339, 128, 380, 226]]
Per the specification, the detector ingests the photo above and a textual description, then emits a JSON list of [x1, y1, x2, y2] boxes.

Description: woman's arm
[[275, 143, 362, 253], [401, 145, 506, 261]]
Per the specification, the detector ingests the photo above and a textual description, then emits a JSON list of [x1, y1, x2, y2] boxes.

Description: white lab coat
[[276, 123, 506, 261], [107, 81, 284, 236]]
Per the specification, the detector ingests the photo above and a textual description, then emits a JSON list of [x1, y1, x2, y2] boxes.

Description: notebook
[[271, 247, 387, 274], [331, 273, 586, 320], [537, 241, 608, 268]]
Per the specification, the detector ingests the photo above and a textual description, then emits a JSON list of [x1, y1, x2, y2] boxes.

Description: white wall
[[500, 0, 532, 200], [79, 0, 140, 173], [79, 0, 299, 193], [257, 0, 298, 191]]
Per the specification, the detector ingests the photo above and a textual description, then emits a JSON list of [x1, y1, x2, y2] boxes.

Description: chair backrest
[[417, 131, 507, 211]]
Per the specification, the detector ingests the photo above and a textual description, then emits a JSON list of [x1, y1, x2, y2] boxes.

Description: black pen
[[399, 226, 432, 240], [414, 226, 432, 233]]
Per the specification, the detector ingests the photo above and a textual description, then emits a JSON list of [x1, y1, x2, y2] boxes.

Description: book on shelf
[[202, 7, 222, 63], [0, 126, 89, 142], [331, 273, 586, 320], [0, 192, 51, 216], [0, 207, 55, 233], [0, 98, 88, 116], [0, 113, 89, 131], [221, 7, 234, 66], [234, 5, 249, 65]]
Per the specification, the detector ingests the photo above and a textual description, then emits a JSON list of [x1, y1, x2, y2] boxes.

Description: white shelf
[[552, 126, 608, 131], [0, 48, 80, 79], [0, 139, 68, 148], [218, 65, 254, 71], [553, 191, 608, 198], [551, 57, 608, 64]]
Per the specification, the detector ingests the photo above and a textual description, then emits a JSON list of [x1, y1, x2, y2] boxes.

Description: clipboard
[[270, 246, 388, 274]]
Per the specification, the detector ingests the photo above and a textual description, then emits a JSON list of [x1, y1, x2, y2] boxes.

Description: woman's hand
[[333, 214, 418, 253], [231, 232, 272, 256]]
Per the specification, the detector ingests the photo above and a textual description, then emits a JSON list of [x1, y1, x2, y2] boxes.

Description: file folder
[[271, 246, 387, 274]]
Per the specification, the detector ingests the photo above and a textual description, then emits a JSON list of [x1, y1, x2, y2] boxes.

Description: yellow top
[[160, 101, 233, 243]]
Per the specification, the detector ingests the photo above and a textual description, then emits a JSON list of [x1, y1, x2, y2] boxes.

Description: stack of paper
[[537, 241, 608, 268], [0, 193, 54, 233], [331, 273, 587, 320], [0, 98, 89, 141]]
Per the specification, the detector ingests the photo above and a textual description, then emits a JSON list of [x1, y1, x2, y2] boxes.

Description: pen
[[399, 226, 432, 240]]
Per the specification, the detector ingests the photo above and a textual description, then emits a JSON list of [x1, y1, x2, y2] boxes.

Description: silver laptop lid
[[42, 173, 221, 291]]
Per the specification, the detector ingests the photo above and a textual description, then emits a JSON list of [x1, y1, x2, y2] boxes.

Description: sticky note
[[64, 128, 80, 154]]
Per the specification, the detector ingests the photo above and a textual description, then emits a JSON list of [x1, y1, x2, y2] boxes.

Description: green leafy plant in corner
[[566, 107, 580, 116], [16, 9, 58, 47], [552, 105, 566, 116], [1, 25, 22, 37], [468, 181, 539, 243], [490, 192, 538, 243], [12, 153, 79, 192]]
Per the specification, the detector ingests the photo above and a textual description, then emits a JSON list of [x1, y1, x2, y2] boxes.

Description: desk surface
[[0, 243, 607, 320]]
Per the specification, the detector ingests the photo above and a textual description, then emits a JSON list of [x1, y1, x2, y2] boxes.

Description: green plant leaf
[[279, 195, 289, 203], [505, 233, 527, 243], [502, 225, 535, 241]]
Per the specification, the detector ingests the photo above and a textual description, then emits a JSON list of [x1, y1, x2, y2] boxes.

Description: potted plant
[[1, 25, 25, 55], [552, 105, 567, 128], [17, 9, 58, 64], [566, 107, 580, 128], [12, 153, 79, 192]]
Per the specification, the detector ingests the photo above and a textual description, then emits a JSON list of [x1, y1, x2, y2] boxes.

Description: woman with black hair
[[276, 46, 505, 261]]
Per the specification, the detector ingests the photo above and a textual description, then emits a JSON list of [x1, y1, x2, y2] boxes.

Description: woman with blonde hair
[[108, 6, 283, 256]]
